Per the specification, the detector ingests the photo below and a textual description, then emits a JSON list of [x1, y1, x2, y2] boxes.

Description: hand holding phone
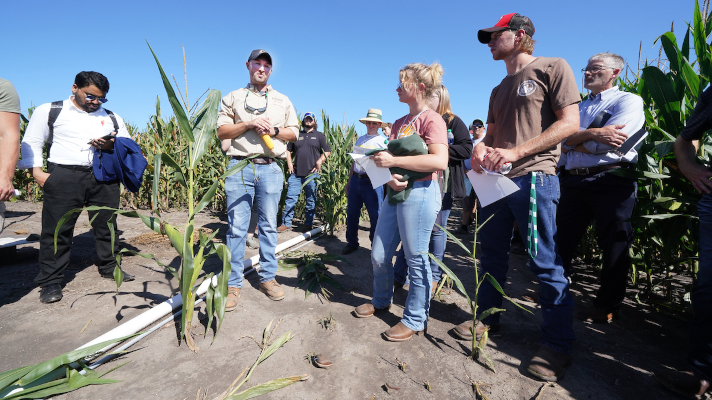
[[88, 133, 116, 148]]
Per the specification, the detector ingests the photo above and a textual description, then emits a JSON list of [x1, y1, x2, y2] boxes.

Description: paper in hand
[[349, 153, 392, 188], [466, 169, 520, 207]]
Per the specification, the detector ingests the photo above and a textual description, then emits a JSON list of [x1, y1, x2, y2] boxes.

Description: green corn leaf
[[225, 375, 308, 400], [146, 41, 194, 143], [693, 0, 710, 81], [641, 66, 681, 136], [682, 27, 691, 62], [152, 154, 162, 215], [483, 274, 533, 314], [429, 254, 472, 309], [161, 222, 185, 258], [609, 168, 670, 180], [305, 279, 319, 299], [478, 307, 506, 322], [204, 272, 216, 341], [189, 89, 221, 169], [317, 253, 350, 264], [319, 274, 346, 290], [639, 213, 698, 220], [180, 224, 195, 340], [191, 156, 256, 218], [213, 244, 232, 340], [160, 153, 187, 187], [0, 365, 39, 393], [434, 224, 473, 258], [479, 348, 496, 373], [659, 32, 682, 76]]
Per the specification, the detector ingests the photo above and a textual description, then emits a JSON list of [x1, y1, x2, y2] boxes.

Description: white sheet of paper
[[466, 169, 520, 207], [349, 153, 392, 188]]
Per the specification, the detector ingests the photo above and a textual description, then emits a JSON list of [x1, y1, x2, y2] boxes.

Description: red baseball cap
[[478, 13, 535, 44]]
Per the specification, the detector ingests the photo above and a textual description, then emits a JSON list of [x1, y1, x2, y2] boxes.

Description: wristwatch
[[273, 127, 280, 137]]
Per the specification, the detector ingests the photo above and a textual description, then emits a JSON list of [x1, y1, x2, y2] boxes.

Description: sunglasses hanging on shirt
[[244, 91, 268, 115]]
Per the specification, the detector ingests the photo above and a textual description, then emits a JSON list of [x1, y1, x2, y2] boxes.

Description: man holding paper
[[557, 53, 645, 324], [342, 108, 387, 255], [455, 13, 581, 382]]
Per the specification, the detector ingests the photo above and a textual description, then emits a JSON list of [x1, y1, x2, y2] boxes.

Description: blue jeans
[[477, 172, 575, 354], [225, 160, 284, 288], [282, 174, 318, 227], [394, 192, 452, 285], [346, 174, 384, 247], [689, 193, 712, 381], [371, 180, 441, 331]]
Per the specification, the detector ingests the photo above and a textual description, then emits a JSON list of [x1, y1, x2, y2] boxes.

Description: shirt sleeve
[[20, 102, 51, 169], [582, 93, 645, 154], [217, 92, 237, 128], [0, 80, 21, 114], [283, 99, 300, 139], [548, 59, 581, 111], [681, 86, 712, 141], [321, 133, 331, 152]]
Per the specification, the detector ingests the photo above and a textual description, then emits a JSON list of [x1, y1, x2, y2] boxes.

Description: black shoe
[[455, 225, 469, 235], [341, 245, 358, 255], [100, 268, 135, 282], [39, 283, 63, 304]]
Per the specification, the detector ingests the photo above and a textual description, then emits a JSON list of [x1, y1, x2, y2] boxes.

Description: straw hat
[[359, 109, 384, 125]]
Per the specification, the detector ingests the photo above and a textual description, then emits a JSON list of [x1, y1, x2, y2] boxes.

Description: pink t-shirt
[[390, 109, 448, 181]]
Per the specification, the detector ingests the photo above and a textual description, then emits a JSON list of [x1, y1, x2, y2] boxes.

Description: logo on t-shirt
[[518, 80, 537, 96]]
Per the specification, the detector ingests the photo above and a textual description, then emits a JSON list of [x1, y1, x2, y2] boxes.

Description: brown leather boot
[[354, 303, 390, 318], [259, 280, 285, 301], [453, 320, 500, 341], [276, 225, 290, 233], [383, 322, 422, 342], [225, 287, 241, 312], [526, 346, 572, 382], [655, 369, 711, 399]]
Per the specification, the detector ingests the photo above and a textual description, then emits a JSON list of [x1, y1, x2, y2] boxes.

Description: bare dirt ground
[[0, 201, 689, 399]]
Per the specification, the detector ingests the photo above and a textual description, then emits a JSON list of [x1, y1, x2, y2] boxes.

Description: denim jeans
[[689, 192, 712, 381], [225, 160, 284, 288], [346, 174, 384, 247], [477, 172, 575, 354], [393, 192, 452, 285], [282, 174, 318, 227], [371, 180, 441, 331]]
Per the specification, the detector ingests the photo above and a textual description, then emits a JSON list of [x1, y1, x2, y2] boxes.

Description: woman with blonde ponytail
[[353, 62, 449, 342]]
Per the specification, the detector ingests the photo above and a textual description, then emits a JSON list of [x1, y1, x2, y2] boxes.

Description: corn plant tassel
[[527, 172, 538, 258]]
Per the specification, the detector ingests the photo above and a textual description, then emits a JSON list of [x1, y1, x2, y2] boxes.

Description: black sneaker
[[39, 283, 63, 304], [341, 245, 358, 255], [455, 225, 469, 235], [100, 268, 135, 282]]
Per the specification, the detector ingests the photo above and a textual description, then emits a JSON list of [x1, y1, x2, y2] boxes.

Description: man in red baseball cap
[[453, 13, 581, 382]]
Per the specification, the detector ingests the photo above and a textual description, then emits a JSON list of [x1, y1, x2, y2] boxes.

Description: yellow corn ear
[[261, 133, 274, 150]]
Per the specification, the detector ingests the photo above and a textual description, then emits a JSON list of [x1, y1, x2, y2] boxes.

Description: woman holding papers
[[353, 62, 449, 342]]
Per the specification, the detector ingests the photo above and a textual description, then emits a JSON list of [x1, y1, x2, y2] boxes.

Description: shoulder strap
[[47, 101, 63, 159], [104, 109, 120, 133]]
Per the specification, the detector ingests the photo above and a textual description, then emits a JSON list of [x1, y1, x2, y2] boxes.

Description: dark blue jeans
[[346, 174, 384, 247], [477, 172, 575, 354], [394, 192, 452, 284], [282, 174, 318, 227], [556, 172, 637, 312], [690, 192, 712, 381]]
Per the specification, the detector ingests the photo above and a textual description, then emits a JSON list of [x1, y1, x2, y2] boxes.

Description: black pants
[[556, 171, 637, 312], [36, 163, 120, 287]]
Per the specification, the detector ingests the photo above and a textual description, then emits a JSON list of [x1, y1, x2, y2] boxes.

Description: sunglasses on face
[[83, 94, 108, 103], [473, 124, 484, 129]]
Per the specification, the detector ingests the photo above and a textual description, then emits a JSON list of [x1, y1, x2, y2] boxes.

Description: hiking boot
[[577, 305, 617, 324], [341, 244, 358, 255], [526, 346, 572, 382], [276, 225, 290, 233], [245, 236, 259, 249], [655, 369, 711, 399], [354, 303, 390, 318], [225, 287, 241, 312], [100, 268, 135, 282], [453, 319, 500, 341], [383, 322, 423, 342], [259, 280, 285, 301], [39, 283, 63, 304]]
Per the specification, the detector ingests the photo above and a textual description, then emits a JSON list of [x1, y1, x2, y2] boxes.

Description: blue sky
[[0, 0, 698, 135]]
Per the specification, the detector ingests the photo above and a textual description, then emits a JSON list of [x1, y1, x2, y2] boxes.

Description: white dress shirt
[[559, 86, 644, 169], [20, 97, 130, 168], [351, 133, 388, 174]]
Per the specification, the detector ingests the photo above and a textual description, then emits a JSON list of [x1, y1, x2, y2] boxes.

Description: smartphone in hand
[[88, 133, 115, 145]]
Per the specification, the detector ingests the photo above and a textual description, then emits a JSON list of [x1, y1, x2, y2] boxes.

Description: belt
[[354, 173, 370, 179], [232, 156, 275, 165], [49, 162, 93, 172], [559, 163, 633, 176]]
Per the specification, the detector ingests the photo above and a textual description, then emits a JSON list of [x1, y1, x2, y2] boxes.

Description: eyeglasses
[[472, 124, 484, 129], [84, 94, 108, 103], [244, 91, 268, 115], [581, 66, 616, 73], [397, 81, 413, 90]]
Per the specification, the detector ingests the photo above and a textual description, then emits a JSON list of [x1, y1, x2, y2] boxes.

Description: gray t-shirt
[[0, 78, 20, 114]]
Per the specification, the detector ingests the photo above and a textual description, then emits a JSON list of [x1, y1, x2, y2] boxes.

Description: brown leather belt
[[559, 163, 633, 176], [355, 173, 369, 179], [232, 156, 275, 164]]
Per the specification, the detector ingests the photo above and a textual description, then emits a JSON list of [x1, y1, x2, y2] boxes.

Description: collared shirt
[[560, 86, 644, 170], [351, 133, 387, 174], [217, 84, 299, 159], [20, 97, 130, 168]]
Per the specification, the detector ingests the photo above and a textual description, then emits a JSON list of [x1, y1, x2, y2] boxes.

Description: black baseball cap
[[248, 49, 272, 65], [478, 13, 535, 44]]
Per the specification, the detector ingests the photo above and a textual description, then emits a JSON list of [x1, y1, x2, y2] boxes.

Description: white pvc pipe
[[77, 225, 325, 355]]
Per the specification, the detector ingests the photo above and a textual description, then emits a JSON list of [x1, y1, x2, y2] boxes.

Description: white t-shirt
[[352, 133, 387, 174]]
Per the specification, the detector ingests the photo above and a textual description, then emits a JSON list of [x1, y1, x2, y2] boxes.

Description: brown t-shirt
[[486, 57, 580, 177]]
